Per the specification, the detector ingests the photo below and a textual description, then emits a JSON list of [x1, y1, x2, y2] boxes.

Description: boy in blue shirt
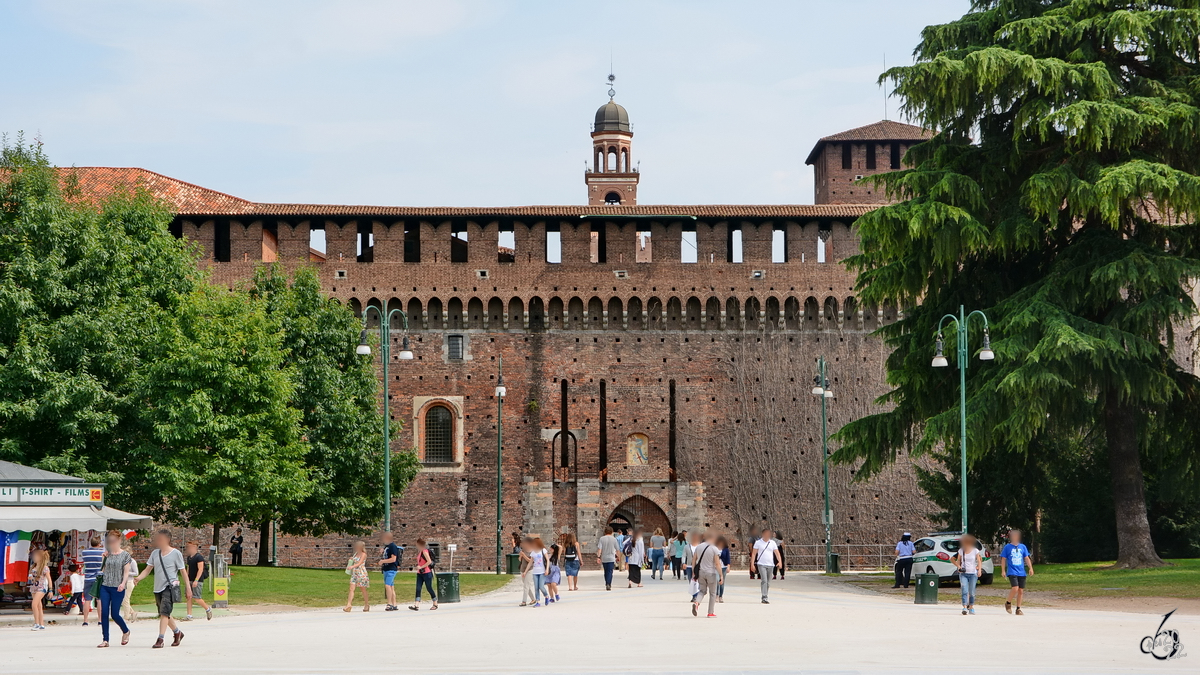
[[1000, 528, 1034, 615]]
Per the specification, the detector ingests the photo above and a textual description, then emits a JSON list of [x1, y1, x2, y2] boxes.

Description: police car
[[911, 532, 995, 585]]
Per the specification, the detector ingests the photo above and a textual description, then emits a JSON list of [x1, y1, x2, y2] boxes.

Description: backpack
[[622, 536, 635, 556]]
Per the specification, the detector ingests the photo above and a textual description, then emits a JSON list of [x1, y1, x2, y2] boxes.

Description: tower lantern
[[585, 74, 639, 206]]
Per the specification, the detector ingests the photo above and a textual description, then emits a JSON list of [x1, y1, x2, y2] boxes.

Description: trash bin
[[914, 573, 939, 604], [506, 552, 522, 575], [436, 572, 460, 603], [826, 552, 841, 574]]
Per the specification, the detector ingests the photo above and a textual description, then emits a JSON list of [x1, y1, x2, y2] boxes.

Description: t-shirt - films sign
[[0, 485, 104, 506]]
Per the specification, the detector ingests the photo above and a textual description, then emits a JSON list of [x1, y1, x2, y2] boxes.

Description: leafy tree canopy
[[833, 0, 1200, 567]]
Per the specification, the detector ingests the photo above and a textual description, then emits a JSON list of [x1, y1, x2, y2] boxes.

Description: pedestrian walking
[[772, 535, 786, 580], [614, 529, 628, 572], [545, 543, 562, 602], [518, 537, 534, 606], [683, 531, 699, 582], [183, 540, 213, 621], [343, 540, 370, 612], [132, 528, 189, 648], [670, 532, 686, 580], [380, 531, 402, 611], [64, 564, 86, 620], [954, 533, 983, 616], [596, 526, 619, 591], [717, 538, 731, 603], [893, 532, 915, 588], [96, 530, 132, 648], [648, 528, 666, 579], [410, 538, 438, 611], [28, 549, 51, 631], [80, 535, 103, 625], [1001, 529, 1033, 615], [561, 532, 582, 591], [120, 539, 139, 624], [510, 531, 522, 554], [228, 528, 245, 567], [530, 537, 549, 607], [750, 528, 780, 604], [625, 527, 645, 588], [691, 534, 725, 618], [747, 535, 759, 579]]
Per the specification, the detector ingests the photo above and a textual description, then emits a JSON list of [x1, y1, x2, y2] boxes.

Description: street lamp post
[[932, 304, 994, 534], [811, 358, 835, 572], [357, 307, 414, 532], [495, 358, 506, 574]]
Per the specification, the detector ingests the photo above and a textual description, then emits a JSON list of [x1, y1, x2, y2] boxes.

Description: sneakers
[[205, 608, 212, 621], [555, 594, 561, 601], [532, 602, 541, 607], [1015, 607, 1024, 615], [153, 637, 165, 649], [171, 631, 184, 646], [691, 602, 698, 616], [184, 615, 193, 621], [969, 608, 976, 615], [1005, 601, 1012, 613], [761, 599, 770, 604], [707, 613, 716, 618], [962, 609, 968, 615]]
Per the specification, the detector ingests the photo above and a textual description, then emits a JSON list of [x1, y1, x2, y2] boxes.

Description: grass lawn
[[1029, 558, 1200, 598], [838, 558, 1200, 603], [130, 567, 512, 608]]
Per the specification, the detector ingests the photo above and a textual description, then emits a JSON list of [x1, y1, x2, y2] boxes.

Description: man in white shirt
[[750, 528, 781, 604]]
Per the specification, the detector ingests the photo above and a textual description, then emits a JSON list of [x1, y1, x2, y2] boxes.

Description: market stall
[[0, 461, 152, 612]]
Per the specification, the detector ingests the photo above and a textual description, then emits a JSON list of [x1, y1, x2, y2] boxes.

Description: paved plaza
[[2, 572, 1194, 674]]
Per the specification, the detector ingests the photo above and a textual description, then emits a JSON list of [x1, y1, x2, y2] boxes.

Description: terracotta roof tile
[[58, 167, 874, 220], [62, 167, 255, 214], [804, 120, 934, 164]]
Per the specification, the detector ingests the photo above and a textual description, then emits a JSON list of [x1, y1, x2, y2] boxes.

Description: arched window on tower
[[423, 406, 453, 463], [608, 147, 618, 172], [621, 148, 629, 173], [605, 192, 622, 205]]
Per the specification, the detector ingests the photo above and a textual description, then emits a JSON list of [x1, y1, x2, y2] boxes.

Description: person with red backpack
[[409, 539, 438, 611]]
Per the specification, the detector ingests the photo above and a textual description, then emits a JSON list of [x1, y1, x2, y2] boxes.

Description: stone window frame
[[412, 396, 466, 472]]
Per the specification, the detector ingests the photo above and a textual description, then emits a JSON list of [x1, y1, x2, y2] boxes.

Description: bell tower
[[585, 74, 639, 206]]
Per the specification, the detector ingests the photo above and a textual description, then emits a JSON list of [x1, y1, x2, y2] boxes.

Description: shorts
[[383, 570, 397, 586], [154, 590, 175, 617], [564, 559, 580, 577], [1008, 575, 1027, 589], [83, 578, 96, 601], [191, 581, 204, 598]]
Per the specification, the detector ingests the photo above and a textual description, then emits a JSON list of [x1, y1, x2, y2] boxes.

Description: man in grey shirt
[[134, 528, 191, 648], [596, 526, 619, 591]]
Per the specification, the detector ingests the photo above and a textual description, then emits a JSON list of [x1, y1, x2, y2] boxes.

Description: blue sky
[[2, 1, 967, 206]]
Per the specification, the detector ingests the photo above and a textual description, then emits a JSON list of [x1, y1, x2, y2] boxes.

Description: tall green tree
[[129, 283, 313, 534], [833, 1, 1200, 567], [249, 265, 418, 552], [0, 137, 195, 490], [0, 138, 316, 534]]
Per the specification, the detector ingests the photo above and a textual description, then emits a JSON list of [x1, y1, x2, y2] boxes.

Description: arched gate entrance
[[607, 495, 671, 536]]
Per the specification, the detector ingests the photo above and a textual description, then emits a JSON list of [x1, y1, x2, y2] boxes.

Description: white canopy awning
[[0, 505, 108, 532], [95, 505, 153, 530]]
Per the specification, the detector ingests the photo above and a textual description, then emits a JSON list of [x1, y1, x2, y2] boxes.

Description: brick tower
[[585, 74, 639, 206]]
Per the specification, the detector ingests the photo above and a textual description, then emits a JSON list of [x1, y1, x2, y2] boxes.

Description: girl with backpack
[[561, 533, 582, 591], [409, 539, 438, 611]]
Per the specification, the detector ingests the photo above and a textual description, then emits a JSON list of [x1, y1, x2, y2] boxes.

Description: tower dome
[[594, 100, 630, 132]]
